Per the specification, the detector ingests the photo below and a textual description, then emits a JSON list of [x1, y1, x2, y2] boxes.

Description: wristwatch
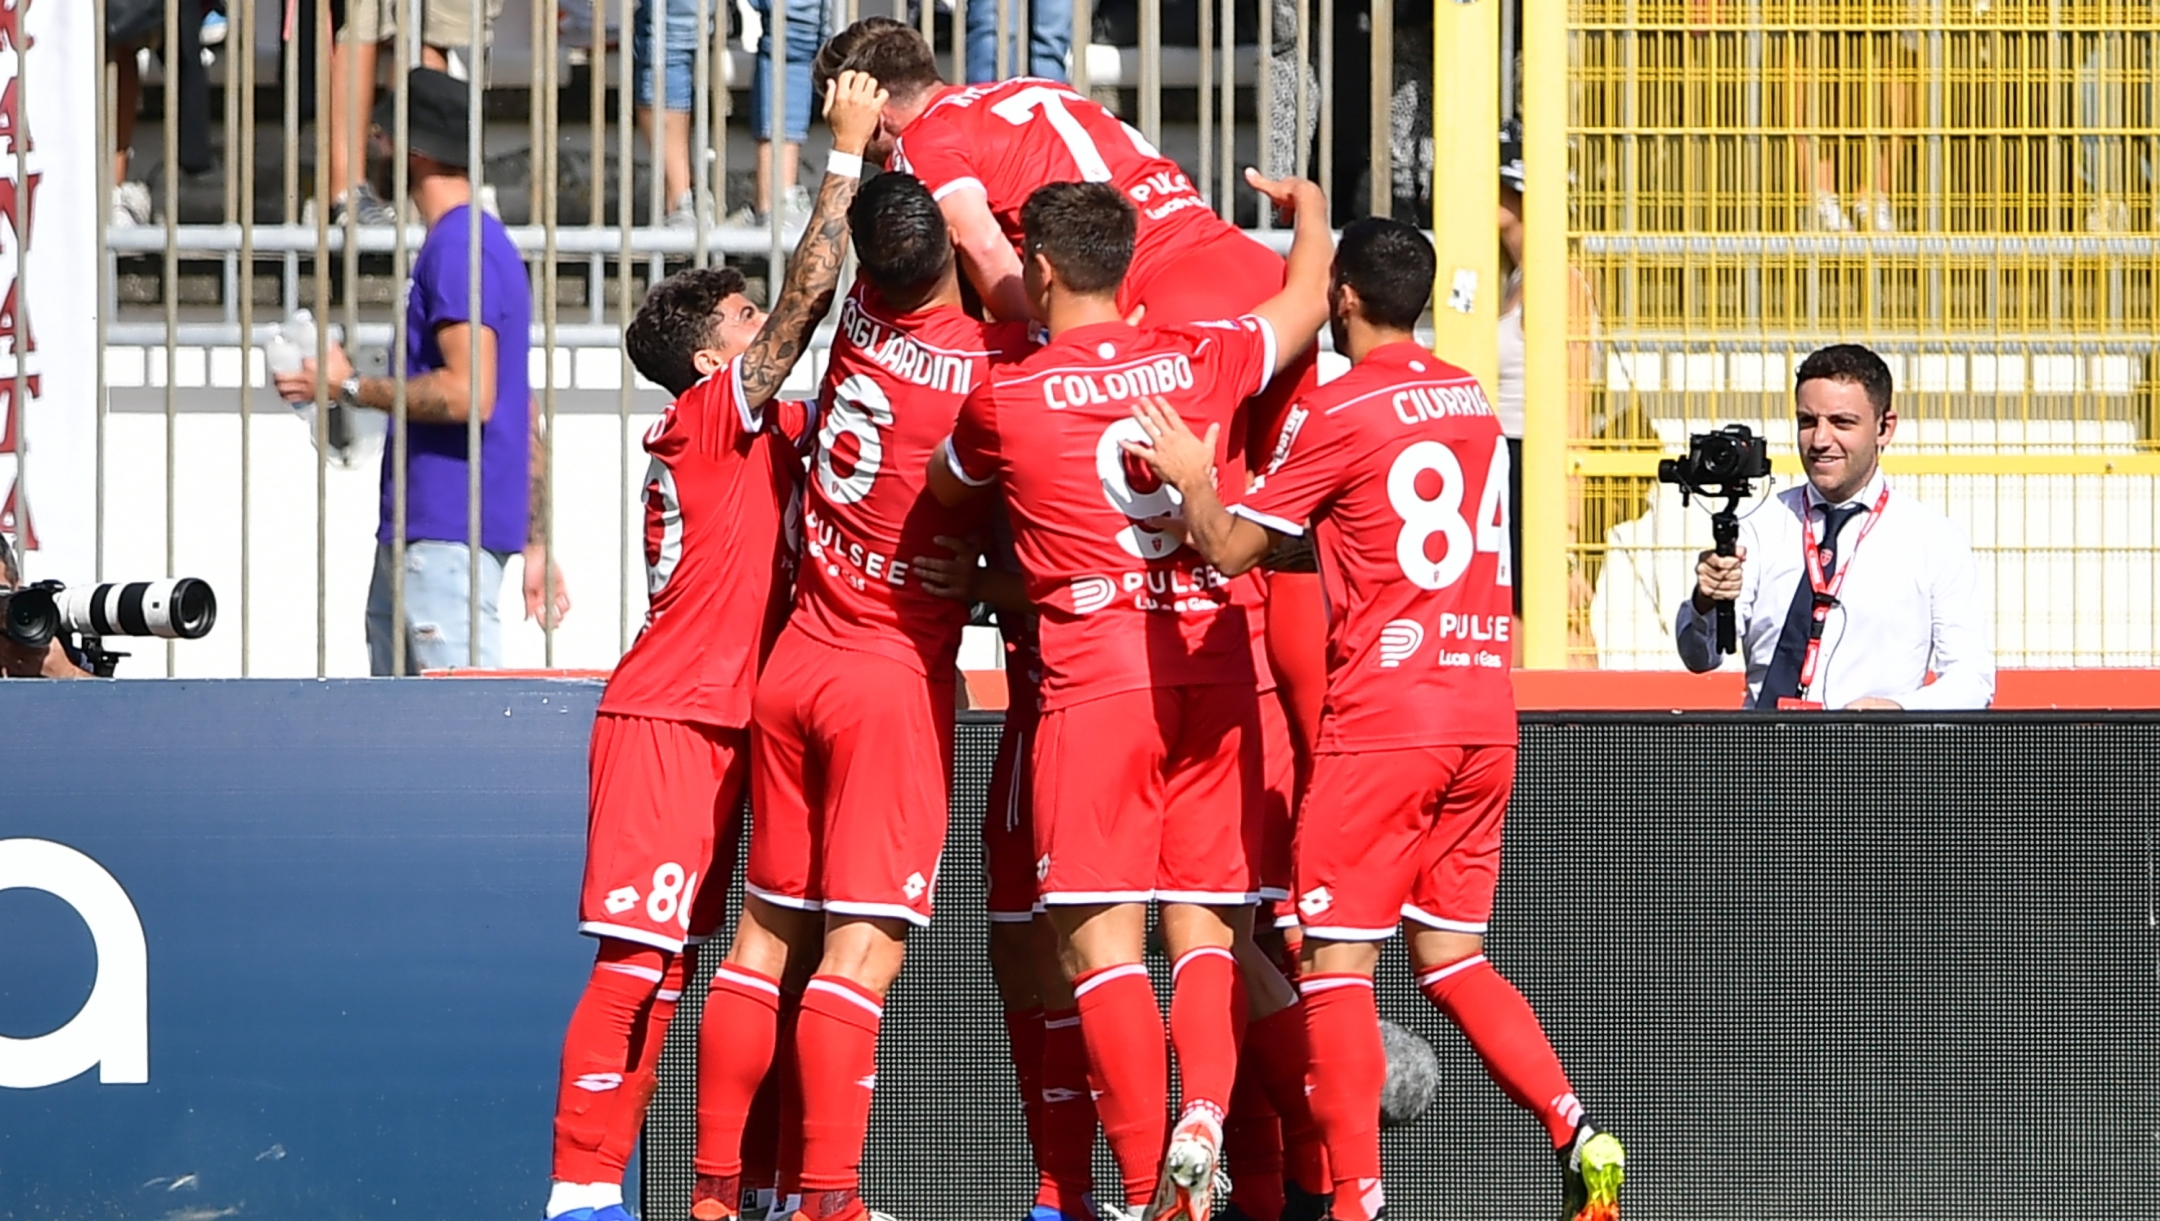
[[338, 374, 363, 406]]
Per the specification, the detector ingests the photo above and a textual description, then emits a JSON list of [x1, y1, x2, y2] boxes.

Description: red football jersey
[[945, 316, 1278, 708], [889, 78, 1231, 307], [791, 285, 1033, 675], [1232, 342, 1517, 749], [599, 358, 805, 727]]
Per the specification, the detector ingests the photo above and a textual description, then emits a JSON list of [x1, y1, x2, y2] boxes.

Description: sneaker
[[1559, 1124, 1626, 1221], [720, 203, 772, 231], [341, 181, 399, 226], [1147, 1105, 1224, 1221], [591, 1207, 636, 1221], [778, 184, 814, 236], [1812, 190, 1850, 233], [200, 8, 228, 45], [664, 190, 708, 230], [110, 180, 153, 228]]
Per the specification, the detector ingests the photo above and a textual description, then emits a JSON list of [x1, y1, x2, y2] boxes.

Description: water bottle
[[264, 310, 319, 426]]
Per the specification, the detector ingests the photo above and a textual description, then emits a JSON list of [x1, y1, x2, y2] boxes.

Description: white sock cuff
[[1170, 945, 1236, 983]]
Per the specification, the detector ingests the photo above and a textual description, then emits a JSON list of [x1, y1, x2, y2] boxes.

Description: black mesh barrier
[[648, 712, 2160, 1220]]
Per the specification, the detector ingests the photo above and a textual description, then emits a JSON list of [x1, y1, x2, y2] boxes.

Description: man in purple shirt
[[277, 67, 568, 673]]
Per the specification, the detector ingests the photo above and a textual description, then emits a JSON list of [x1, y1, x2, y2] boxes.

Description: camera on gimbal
[[1657, 424, 1773, 500], [0, 578, 218, 676], [1658, 425, 1774, 656]]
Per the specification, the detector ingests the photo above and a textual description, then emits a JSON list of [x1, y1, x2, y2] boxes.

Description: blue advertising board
[[0, 679, 603, 1221]]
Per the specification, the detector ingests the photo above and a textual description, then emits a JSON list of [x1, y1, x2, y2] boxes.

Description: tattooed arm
[[737, 70, 890, 410]]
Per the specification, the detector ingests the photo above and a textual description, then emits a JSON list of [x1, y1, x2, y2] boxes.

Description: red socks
[[552, 941, 671, 1185], [1418, 954, 1583, 1149], [795, 976, 884, 1201], [695, 964, 783, 1181], [596, 949, 688, 1176], [1168, 946, 1243, 1119], [1035, 1008, 1099, 1215], [1003, 1005, 1048, 1168], [1224, 1068, 1285, 1221], [1243, 1001, 1328, 1194], [1297, 974, 1386, 1221], [1073, 963, 1168, 1207]]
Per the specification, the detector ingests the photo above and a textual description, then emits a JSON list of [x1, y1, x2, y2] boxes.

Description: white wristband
[[827, 151, 864, 180]]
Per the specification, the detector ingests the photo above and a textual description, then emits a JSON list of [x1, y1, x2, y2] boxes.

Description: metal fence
[[1549, 2, 2160, 668], [61, 1, 2160, 676], [82, 0, 1440, 677]]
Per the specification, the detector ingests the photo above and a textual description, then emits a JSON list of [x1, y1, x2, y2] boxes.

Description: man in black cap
[[275, 67, 565, 674]]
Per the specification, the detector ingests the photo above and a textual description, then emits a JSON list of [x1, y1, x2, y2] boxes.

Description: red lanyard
[[1793, 485, 1892, 696]]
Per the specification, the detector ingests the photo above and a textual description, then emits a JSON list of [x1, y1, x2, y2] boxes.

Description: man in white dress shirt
[[1677, 343, 1996, 710]]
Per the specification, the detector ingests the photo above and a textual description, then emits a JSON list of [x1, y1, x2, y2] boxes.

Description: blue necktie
[[1755, 503, 1866, 709]]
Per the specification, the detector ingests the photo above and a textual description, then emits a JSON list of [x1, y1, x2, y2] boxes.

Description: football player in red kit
[[688, 170, 1036, 1221], [1117, 218, 1629, 1221], [927, 174, 1333, 1221], [540, 70, 887, 1221]]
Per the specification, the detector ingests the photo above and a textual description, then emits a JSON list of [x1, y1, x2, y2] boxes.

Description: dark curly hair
[[851, 173, 953, 310], [813, 17, 942, 111], [625, 266, 749, 397], [1021, 182, 1135, 296]]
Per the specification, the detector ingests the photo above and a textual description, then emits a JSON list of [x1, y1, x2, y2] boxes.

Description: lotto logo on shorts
[[604, 886, 640, 915], [1035, 854, 1052, 882], [903, 872, 928, 900], [1297, 887, 1333, 919]]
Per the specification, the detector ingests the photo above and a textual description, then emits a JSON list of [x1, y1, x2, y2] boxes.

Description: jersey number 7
[[989, 84, 1166, 184]]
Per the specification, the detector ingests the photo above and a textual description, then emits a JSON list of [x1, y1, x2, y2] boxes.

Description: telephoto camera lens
[[1, 585, 60, 649], [57, 579, 219, 640]]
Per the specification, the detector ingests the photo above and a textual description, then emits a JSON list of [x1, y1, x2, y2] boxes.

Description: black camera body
[[1658, 424, 1774, 656], [1, 578, 218, 676], [1657, 424, 1774, 500]]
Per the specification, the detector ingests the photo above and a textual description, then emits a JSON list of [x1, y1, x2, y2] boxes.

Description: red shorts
[[983, 701, 1041, 922], [1292, 745, 1516, 941], [579, 712, 750, 952], [746, 628, 955, 927], [1253, 685, 1298, 902], [1125, 226, 1323, 457], [1032, 684, 1262, 906]]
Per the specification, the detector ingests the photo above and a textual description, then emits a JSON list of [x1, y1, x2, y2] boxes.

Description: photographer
[[1676, 344, 1995, 710], [0, 536, 88, 679]]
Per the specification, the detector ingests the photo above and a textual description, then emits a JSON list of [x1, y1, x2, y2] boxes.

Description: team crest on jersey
[[1378, 619, 1425, 668], [1068, 575, 1118, 615]]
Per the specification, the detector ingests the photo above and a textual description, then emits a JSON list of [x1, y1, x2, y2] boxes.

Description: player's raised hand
[[1243, 167, 1324, 227], [1121, 394, 1218, 493], [823, 70, 890, 154], [913, 535, 982, 602]]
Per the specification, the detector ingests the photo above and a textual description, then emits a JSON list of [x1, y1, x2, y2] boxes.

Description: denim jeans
[[965, 0, 1071, 83], [633, 0, 710, 111], [750, 0, 827, 142], [366, 540, 510, 675]]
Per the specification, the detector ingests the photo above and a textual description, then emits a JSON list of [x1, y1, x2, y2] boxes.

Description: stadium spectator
[[274, 67, 566, 674], [1494, 119, 1604, 664], [723, 0, 828, 233], [0, 535, 88, 679], [1678, 343, 1995, 709], [319, 0, 496, 225], [635, 0, 715, 227], [965, 0, 1071, 83]]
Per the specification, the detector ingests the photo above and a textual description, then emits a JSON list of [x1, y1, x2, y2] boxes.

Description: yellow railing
[[1514, 3, 2160, 668]]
